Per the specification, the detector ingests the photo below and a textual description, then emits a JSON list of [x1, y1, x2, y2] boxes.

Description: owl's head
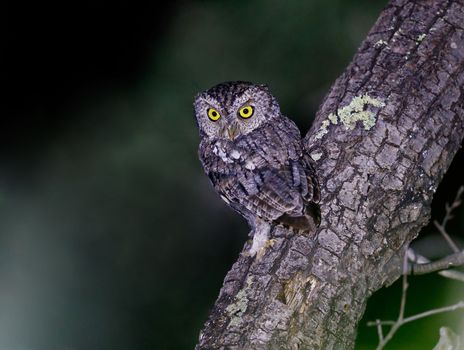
[[193, 81, 281, 140]]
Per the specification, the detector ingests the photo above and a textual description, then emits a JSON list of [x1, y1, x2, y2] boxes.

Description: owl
[[193, 81, 320, 256]]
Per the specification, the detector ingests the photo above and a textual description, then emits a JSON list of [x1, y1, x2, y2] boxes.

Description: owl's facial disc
[[194, 81, 281, 140]]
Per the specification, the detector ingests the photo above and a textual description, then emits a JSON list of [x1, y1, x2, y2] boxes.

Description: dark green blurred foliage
[[3, 1, 463, 349]]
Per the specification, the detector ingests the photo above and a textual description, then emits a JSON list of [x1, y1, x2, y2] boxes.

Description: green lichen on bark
[[374, 39, 389, 48], [310, 152, 323, 161], [314, 119, 331, 139], [417, 33, 427, 42], [314, 94, 385, 139], [225, 276, 253, 327], [333, 94, 385, 130]]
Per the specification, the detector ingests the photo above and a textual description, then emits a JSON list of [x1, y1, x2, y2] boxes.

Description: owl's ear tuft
[[193, 94, 199, 106], [194, 92, 205, 103]]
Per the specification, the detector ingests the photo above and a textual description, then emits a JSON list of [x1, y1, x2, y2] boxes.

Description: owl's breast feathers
[[199, 118, 320, 232]]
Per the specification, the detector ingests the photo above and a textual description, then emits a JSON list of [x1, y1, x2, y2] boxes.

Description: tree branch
[[407, 248, 464, 281], [410, 250, 464, 275], [407, 185, 464, 276], [196, 0, 464, 348], [369, 250, 464, 349], [370, 253, 409, 350]]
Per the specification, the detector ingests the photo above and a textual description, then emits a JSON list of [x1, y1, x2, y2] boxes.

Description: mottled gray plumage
[[194, 82, 320, 251]]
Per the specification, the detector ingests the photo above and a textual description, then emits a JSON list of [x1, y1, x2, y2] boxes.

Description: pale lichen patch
[[314, 94, 385, 140], [417, 33, 427, 42], [374, 39, 389, 48], [328, 113, 338, 124], [226, 276, 253, 327], [244, 159, 256, 170], [310, 152, 323, 161], [314, 119, 331, 140], [230, 149, 241, 159], [337, 94, 385, 130]]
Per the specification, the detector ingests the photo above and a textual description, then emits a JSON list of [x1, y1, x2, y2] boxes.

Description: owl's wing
[[217, 159, 320, 231]]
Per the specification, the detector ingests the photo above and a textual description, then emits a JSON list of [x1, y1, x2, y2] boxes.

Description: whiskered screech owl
[[194, 81, 320, 256]]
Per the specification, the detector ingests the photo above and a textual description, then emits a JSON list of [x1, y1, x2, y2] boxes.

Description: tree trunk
[[196, 0, 464, 348]]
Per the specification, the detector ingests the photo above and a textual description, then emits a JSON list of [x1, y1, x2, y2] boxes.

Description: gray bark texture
[[196, 0, 464, 349]]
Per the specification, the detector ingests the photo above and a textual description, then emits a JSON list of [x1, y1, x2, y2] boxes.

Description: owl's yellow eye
[[207, 108, 221, 121], [238, 105, 254, 119]]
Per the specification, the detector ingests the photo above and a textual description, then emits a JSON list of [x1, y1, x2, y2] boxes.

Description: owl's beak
[[227, 123, 239, 140]]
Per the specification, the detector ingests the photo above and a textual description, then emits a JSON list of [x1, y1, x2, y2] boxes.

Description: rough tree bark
[[196, 0, 464, 349]]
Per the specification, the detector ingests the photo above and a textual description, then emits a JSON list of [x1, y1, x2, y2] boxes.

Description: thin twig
[[407, 186, 464, 276], [434, 186, 463, 253], [434, 220, 460, 253], [373, 251, 410, 350], [403, 301, 464, 324], [369, 188, 464, 349], [399, 254, 409, 321], [375, 319, 384, 342], [368, 301, 464, 327]]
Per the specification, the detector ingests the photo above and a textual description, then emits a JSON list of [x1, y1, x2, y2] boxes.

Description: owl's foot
[[247, 220, 272, 259]]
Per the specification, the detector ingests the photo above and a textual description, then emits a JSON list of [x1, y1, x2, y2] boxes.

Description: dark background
[[3, 1, 463, 349]]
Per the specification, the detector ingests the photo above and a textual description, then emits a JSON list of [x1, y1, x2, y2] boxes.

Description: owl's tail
[[277, 202, 321, 233]]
